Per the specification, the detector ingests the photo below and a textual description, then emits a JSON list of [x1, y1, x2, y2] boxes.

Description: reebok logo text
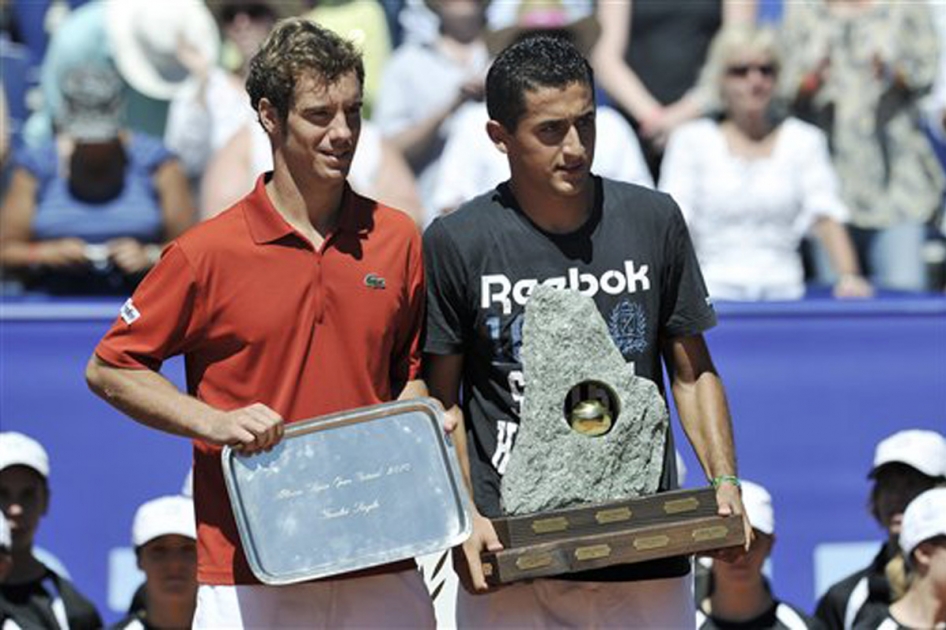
[[481, 262, 651, 314]]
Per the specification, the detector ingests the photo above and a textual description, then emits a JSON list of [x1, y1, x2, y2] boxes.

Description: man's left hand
[[709, 482, 753, 562]]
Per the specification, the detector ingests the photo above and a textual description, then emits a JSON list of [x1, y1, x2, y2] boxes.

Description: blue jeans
[[809, 221, 928, 292]]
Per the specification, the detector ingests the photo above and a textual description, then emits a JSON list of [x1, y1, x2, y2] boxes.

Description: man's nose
[[328, 111, 354, 144], [562, 125, 585, 156]]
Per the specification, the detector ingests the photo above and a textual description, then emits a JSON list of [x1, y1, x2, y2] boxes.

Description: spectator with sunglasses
[[659, 26, 871, 301]]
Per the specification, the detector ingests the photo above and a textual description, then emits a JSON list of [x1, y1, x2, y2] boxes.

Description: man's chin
[[553, 179, 590, 197]]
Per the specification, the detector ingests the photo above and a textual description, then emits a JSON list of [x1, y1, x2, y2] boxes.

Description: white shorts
[[193, 570, 436, 629], [456, 573, 695, 629]]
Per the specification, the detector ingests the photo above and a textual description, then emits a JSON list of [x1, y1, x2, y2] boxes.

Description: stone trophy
[[480, 286, 745, 585]]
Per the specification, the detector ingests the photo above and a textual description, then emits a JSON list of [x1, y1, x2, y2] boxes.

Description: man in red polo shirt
[[85, 18, 435, 629]]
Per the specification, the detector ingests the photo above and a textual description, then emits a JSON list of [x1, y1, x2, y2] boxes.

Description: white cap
[[0, 432, 50, 478], [0, 512, 10, 551], [871, 430, 946, 479], [741, 480, 774, 535], [132, 495, 196, 548], [899, 487, 946, 556]]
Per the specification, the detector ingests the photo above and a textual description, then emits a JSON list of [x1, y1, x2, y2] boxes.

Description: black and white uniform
[[815, 544, 895, 630], [852, 606, 918, 630], [697, 600, 822, 630], [0, 568, 102, 630], [424, 176, 717, 582]]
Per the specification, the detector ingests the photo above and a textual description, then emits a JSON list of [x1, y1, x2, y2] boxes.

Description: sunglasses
[[725, 63, 777, 78], [221, 3, 275, 24]]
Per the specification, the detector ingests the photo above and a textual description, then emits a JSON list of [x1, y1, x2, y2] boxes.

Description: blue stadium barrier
[[1, 295, 944, 622]]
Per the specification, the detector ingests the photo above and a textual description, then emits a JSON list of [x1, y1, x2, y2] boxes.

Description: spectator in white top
[[429, 1, 652, 219], [660, 26, 871, 301], [374, 0, 491, 224]]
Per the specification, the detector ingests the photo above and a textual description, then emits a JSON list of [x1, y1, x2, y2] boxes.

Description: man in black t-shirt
[[424, 34, 750, 627]]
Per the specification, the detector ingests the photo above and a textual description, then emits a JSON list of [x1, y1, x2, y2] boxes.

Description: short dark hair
[[246, 18, 365, 124], [486, 34, 595, 131]]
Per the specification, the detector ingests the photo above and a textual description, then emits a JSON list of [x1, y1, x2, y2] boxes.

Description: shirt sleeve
[[796, 123, 850, 233], [659, 197, 717, 339], [896, 3, 940, 92], [12, 142, 56, 184], [423, 218, 470, 355], [429, 105, 487, 216], [94, 241, 205, 371]]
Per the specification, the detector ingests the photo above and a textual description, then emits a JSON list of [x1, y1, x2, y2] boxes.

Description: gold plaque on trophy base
[[480, 487, 746, 585]]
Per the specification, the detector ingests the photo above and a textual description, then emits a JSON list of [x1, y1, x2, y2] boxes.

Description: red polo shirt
[[95, 175, 424, 584]]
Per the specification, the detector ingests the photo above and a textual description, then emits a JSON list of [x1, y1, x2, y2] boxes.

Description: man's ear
[[486, 120, 510, 155], [258, 98, 282, 138], [912, 541, 934, 570], [41, 484, 50, 516]]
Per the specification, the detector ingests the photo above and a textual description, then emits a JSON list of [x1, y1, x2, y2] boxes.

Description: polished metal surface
[[222, 398, 471, 585]]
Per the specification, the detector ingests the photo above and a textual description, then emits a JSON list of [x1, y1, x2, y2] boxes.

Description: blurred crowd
[[0, 0, 944, 298]]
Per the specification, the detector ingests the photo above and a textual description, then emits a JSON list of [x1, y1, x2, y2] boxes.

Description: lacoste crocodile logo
[[364, 273, 386, 289]]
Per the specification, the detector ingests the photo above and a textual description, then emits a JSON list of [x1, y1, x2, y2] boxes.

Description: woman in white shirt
[[659, 26, 871, 301]]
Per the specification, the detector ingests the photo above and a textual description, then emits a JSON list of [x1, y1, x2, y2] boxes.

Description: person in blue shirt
[[0, 65, 194, 295]]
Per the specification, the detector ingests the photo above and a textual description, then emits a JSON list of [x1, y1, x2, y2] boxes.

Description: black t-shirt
[[697, 600, 823, 630], [424, 177, 716, 580], [625, 0, 722, 106]]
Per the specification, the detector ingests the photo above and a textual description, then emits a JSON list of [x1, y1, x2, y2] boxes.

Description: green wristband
[[711, 475, 741, 489]]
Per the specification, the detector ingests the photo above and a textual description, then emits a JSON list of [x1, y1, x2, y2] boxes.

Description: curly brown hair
[[246, 18, 365, 125]]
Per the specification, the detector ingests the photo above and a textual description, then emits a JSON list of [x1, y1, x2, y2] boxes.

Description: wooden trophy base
[[481, 487, 745, 585]]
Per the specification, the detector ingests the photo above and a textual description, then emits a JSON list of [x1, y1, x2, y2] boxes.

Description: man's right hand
[[202, 403, 285, 454], [454, 511, 504, 594]]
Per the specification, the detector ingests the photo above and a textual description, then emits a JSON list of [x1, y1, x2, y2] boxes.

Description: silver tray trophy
[[222, 398, 472, 585]]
